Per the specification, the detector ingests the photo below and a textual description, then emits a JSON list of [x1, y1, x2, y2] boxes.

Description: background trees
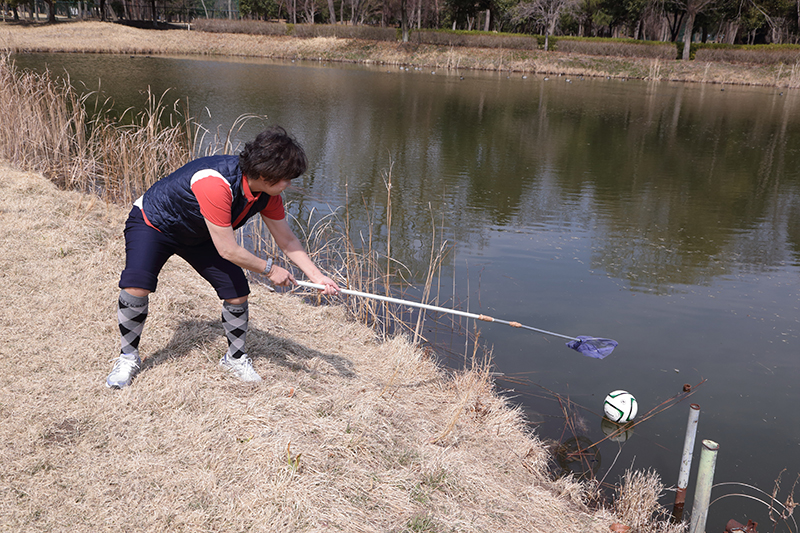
[[31, 0, 800, 45]]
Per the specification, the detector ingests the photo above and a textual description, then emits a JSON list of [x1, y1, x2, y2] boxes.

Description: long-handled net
[[296, 281, 618, 359]]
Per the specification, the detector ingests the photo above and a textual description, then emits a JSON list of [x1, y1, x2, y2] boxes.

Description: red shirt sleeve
[[190, 171, 233, 226], [261, 195, 285, 220]]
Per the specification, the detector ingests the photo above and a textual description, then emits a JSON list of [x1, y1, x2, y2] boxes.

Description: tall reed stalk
[[0, 53, 193, 203], [413, 206, 449, 345], [245, 177, 452, 346]]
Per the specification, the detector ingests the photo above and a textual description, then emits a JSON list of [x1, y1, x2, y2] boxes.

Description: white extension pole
[[295, 280, 577, 341]]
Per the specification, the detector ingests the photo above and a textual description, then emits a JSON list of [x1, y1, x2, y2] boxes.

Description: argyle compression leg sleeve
[[118, 289, 148, 360], [222, 300, 249, 359]]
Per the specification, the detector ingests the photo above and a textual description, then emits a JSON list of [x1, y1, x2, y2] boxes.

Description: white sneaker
[[106, 355, 141, 389], [220, 354, 262, 382]]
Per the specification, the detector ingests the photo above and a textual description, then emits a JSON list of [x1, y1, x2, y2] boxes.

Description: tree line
[[234, 0, 800, 46], [4, 0, 800, 48]]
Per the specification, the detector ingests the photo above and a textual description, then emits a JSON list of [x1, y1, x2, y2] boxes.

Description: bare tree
[[303, 0, 317, 22], [327, 0, 336, 22], [513, 0, 578, 50], [672, 0, 716, 58], [401, 0, 408, 40], [747, 0, 787, 43]]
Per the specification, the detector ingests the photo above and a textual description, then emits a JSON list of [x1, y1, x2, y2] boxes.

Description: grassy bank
[[1, 20, 799, 87], [0, 164, 682, 531]]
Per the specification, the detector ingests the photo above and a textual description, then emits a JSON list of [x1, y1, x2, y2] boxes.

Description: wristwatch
[[262, 257, 273, 275]]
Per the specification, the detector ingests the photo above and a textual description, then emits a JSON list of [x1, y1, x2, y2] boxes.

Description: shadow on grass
[[140, 319, 355, 378]]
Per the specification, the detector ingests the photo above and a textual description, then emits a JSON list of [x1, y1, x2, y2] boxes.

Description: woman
[[107, 126, 339, 389]]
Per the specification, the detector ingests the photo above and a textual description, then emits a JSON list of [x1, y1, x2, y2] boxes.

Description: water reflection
[[14, 53, 800, 290]]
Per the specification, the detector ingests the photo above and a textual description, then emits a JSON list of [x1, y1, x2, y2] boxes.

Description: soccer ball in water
[[603, 390, 638, 423]]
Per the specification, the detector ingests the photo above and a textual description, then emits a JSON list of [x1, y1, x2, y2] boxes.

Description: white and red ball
[[603, 390, 638, 423]]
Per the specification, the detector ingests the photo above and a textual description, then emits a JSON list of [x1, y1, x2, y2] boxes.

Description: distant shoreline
[[2, 20, 798, 88]]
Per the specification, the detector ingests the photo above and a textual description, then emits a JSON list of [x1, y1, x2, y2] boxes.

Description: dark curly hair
[[239, 126, 307, 184]]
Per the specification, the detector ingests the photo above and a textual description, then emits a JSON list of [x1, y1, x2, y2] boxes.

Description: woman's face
[[249, 177, 291, 196]]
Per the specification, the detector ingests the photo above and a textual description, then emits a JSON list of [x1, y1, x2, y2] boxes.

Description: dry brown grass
[[0, 20, 688, 531], [614, 469, 682, 533], [1, 20, 798, 87], [0, 161, 651, 531]]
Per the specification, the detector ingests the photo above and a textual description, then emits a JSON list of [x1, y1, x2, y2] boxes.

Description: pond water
[[13, 52, 800, 530]]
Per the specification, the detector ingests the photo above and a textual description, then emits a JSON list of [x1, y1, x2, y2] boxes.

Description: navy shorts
[[118, 208, 250, 300]]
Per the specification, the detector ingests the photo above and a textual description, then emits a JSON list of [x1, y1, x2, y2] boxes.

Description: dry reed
[[244, 164, 448, 346], [0, 53, 192, 204], [614, 469, 684, 533]]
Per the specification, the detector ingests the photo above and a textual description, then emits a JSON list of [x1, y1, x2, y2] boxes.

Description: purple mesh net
[[566, 336, 618, 359]]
